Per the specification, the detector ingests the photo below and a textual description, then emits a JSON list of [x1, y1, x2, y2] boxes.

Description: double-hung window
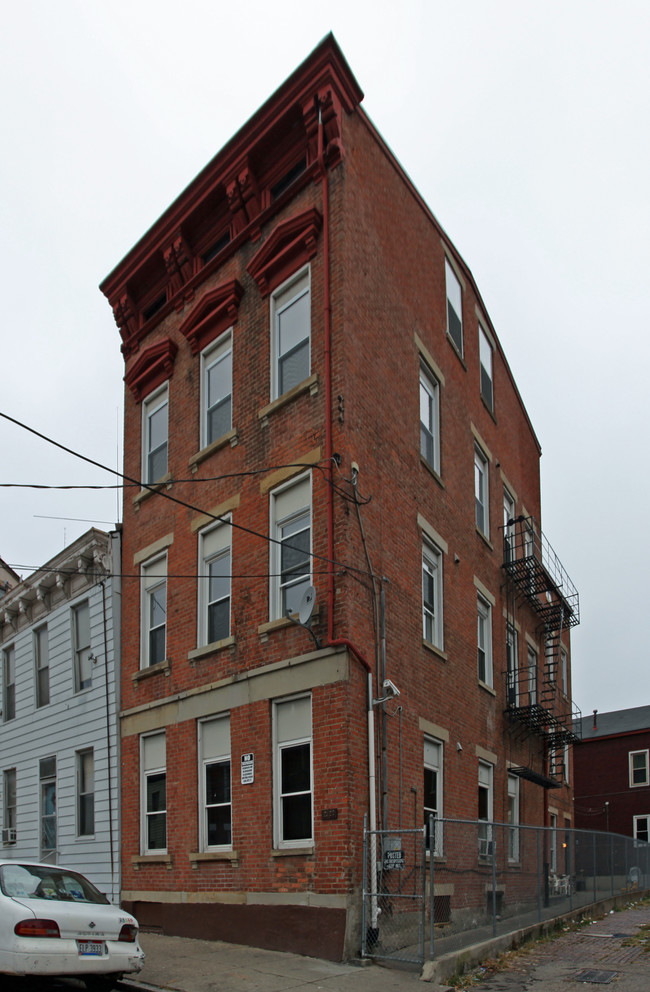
[[506, 623, 518, 706], [271, 474, 311, 620], [477, 595, 492, 686], [142, 384, 168, 484], [274, 695, 312, 848], [271, 267, 310, 399], [527, 645, 538, 705], [199, 523, 231, 646], [424, 738, 443, 855], [479, 325, 494, 411], [507, 773, 520, 862], [141, 732, 166, 853], [630, 750, 649, 787], [561, 647, 568, 696], [40, 756, 57, 861], [419, 364, 440, 473], [445, 258, 463, 355], [77, 749, 94, 836], [2, 645, 15, 722], [141, 555, 167, 667], [199, 716, 231, 850], [633, 815, 649, 843], [503, 489, 515, 563], [474, 446, 489, 536], [478, 761, 493, 858], [422, 541, 443, 648], [201, 332, 232, 447], [34, 625, 50, 707], [3, 768, 16, 843], [72, 603, 91, 693]]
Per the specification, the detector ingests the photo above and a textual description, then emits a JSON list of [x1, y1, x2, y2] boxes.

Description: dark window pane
[[447, 303, 462, 351], [206, 762, 231, 805], [79, 795, 94, 835], [146, 772, 166, 813], [207, 806, 232, 846], [207, 396, 231, 445], [281, 743, 310, 793], [147, 812, 166, 850], [208, 599, 230, 643], [282, 793, 311, 841], [279, 340, 309, 395]]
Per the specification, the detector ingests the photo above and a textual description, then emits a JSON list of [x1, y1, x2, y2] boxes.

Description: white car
[[0, 859, 145, 991]]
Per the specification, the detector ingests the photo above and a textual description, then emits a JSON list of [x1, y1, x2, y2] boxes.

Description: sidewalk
[[122, 900, 650, 992]]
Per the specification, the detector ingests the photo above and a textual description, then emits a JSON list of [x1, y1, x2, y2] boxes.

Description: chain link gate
[[361, 816, 432, 965]]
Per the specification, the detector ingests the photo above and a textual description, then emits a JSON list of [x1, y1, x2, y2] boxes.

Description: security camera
[[382, 678, 400, 698]]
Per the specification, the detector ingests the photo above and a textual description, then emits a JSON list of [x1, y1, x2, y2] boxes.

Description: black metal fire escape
[[502, 516, 582, 781]]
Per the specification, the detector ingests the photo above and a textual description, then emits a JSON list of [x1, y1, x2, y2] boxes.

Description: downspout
[[100, 579, 116, 901], [316, 100, 379, 930]]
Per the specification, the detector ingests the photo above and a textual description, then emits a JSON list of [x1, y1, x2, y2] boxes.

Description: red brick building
[[100, 35, 580, 959], [574, 706, 650, 841]]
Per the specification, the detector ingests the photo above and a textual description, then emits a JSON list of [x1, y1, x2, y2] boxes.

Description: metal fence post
[[537, 827, 542, 922], [429, 814, 435, 961], [362, 813, 368, 956], [491, 826, 498, 938], [592, 832, 597, 903], [610, 833, 615, 897]]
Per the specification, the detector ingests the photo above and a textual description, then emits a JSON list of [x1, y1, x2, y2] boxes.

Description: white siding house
[[0, 529, 122, 902]]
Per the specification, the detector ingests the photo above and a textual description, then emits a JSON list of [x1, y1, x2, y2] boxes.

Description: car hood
[[10, 897, 137, 940]]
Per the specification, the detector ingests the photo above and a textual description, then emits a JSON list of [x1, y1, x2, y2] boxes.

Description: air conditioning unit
[[2, 827, 16, 844], [478, 837, 494, 858]]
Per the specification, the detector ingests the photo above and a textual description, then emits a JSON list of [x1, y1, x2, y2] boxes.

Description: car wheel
[[84, 976, 121, 992]]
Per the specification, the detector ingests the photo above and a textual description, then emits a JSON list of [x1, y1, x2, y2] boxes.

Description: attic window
[[270, 158, 307, 201], [202, 232, 231, 265], [142, 294, 167, 322]]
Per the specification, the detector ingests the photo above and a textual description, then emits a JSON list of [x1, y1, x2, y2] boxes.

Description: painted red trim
[[178, 279, 244, 355], [124, 338, 178, 402], [247, 208, 322, 297]]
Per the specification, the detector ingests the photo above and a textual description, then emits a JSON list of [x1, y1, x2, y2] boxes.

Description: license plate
[[77, 940, 105, 956]]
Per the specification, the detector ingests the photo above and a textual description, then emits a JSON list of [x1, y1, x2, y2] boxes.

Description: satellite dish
[[298, 586, 316, 626]]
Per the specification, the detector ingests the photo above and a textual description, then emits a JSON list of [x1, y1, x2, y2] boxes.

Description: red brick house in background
[[100, 35, 581, 960], [574, 706, 650, 842]]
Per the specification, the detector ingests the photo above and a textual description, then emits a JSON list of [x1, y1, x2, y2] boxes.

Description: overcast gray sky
[[1, 1, 648, 717]]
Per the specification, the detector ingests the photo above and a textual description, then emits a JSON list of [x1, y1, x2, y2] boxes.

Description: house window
[[419, 364, 440, 473], [34, 625, 50, 707], [2, 645, 15, 722], [199, 716, 231, 850], [141, 554, 167, 667], [72, 602, 92, 693], [506, 624, 518, 706], [3, 769, 16, 842], [77, 749, 94, 836], [527, 645, 538, 705], [478, 761, 493, 857], [474, 446, 489, 536], [563, 744, 570, 784], [274, 695, 312, 847], [40, 756, 56, 861], [503, 488, 515, 563], [629, 750, 649, 787], [270, 474, 311, 620], [561, 647, 568, 696], [507, 773, 520, 862], [141, 732, 166, 853], [199, 523, 231, 646], [549, 812, 558, 873], [142, 384, 168, 484], [479, 325, 494, 411], [633, 815, 649, 843], [201, 332, 232, 448], [424, 738, 443, 855], [271, 267, 310, 399], [445, 258, 463, 355], [422, 540, 443, 648], [477, 594, 492, 686]]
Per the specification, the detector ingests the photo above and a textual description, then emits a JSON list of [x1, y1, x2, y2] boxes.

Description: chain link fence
[[361, 817, 650, 965]]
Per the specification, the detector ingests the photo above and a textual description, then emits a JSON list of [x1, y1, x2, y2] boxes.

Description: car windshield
[[0, 864, 109, 904]]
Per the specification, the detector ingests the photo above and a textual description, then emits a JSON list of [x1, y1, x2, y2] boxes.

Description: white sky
[[1, 0, 648, 717]]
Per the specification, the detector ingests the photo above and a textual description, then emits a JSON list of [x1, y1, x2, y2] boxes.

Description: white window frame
[[503, 488, 515, 563], [474, 446, 489, 536], [72, 601, 92, 693], [422, 540, 443, 649], [271, 266, 311, 400], [141, 732, 167, 854], [633, 814, 649, 843], [527, 644, 538, 705], [270, 473, 312, 621], [478, 761, 493, 858], [629, 750, 649, 788], [549, 812, 558, 873], [2, 644, 15, 722], [198, 522, 231, 647], [445, 258, 463, 355], [76, 748, 95, 837], [477, 594, 492, 687], [198, 715, 232, 851], [39, 755, 57, 862], [561, 647, 568, 697], [141, 554, 167, 668], [34, 625, 50, 708], [506, 623, 518, 706], [273, 694, 313, 849], [479, 324, 494, 411], [419, 363, 440, 473], [201, 331, 232, 449], [424, 737, 443, 856], [507, 773, 520, 862], [142, 383, 169, 485], [3, 768, 16, 840]]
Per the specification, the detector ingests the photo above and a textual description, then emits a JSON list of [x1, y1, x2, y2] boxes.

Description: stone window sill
[[188, 637, 235, 663], [258, 374, 318, 426], [132, 658, 172, 683], [189, 428, 239, 471]]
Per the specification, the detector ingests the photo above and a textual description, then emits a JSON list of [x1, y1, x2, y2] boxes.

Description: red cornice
[[247, 208, 322, 297], [124, 338, 178, 402], [178, 279, 244, 355]]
